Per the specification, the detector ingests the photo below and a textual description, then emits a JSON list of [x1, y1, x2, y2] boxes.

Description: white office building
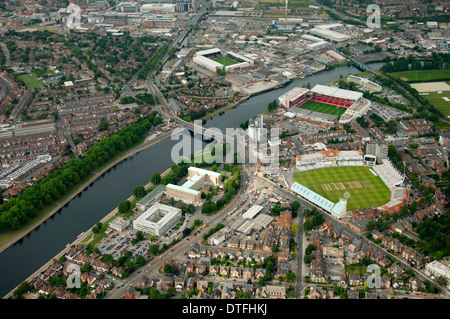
[[109, 216, 130, 232], [133, 203, 182, 236]]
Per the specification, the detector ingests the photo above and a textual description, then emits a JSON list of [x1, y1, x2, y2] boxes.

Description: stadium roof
[[290, 182, 346, 217], [278, 87, 309, 104], [310, 84, 363, 101], [290, 182, 335, 211], [195, 48, 222, 57]]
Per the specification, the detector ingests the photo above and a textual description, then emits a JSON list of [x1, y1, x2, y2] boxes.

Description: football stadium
[[192, 48, 254, 73], [290, 149, 406, 219], [278, 84, 371, 123]]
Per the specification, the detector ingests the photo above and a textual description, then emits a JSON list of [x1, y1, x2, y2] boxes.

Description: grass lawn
[[17, 73, 43, 90], [434, 121, 450, 131], [214, 57, 237, 67], [293, 166, 391, 211], [420, 90, 450, 118], [389, 70, 450, 82], [299, 100, 347, 118]]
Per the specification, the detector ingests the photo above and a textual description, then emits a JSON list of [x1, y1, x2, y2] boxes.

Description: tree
[[148, 244, 160, 255], [151, 172, 161, 185], [164, 264, 178, 275], [118, 200, 131, 214], [98, 118, 108, 131], [286, 272, 297, 282], [182, 228, 192, 237], [291, 201, 300, 212], [436, 276, 447, 286], [81, 262, 91, 273], [13, 281, 31, 298], [133, 185, 146, 199], [92, 222, 103, 233]]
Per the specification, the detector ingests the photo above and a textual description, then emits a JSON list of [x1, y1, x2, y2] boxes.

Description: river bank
[[2, 132, 177, 298], [0, 62, 377, 298], [0, 129, 174, 255]]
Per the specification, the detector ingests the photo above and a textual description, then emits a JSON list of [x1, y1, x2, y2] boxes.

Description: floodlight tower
[[285, 0, 288, 22]]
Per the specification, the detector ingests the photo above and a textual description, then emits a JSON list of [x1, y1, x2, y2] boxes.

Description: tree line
[[381, 54, 450, 74], [0, 112, 161, 232]]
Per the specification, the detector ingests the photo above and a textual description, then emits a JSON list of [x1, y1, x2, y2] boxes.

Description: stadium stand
[[372, 159, 403, 188], [290, 182, 346, 218]]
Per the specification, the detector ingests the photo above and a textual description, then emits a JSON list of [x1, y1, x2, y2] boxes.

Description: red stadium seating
[[293, 93, 355, 109]]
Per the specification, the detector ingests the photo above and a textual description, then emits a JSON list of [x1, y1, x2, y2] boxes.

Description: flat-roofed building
[[425, 260, 450, 287], [166, 167, 222, 205], [347, 75, 382, 93], [136, 185, 166, 211], [109, 216, 130, 232], [242, 205, 263, 219], [133, 203, 182, 236]]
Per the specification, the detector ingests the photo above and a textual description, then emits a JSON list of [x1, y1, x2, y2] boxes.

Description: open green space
[[16, 73, 43, 90], [294, 166, 391, 211], [214, 57, 238, 66], [420, 90, 450, 118], [389, 70, 450, 82], [299, 100, 347, 118]]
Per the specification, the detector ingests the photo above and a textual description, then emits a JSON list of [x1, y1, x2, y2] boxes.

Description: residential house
[[209, 266, 219, 277], [197, 280, 209, 294], [136, 275, 150, 289], [348, 290, 359, 299], [161, 278, 174, 291], [255, 268, 267, 279], [220, 266, 230, 277], [230, 267, 242, 279], [348, 274, 361, 286], [309, 286, 331, 299], [175, 280, 184, 292], [379, 258, 391, 268], [242, 268, 254, 280]]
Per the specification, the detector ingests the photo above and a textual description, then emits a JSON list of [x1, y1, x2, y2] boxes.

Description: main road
[[255, 173, 450, 299], [105, 169, 250, 299]]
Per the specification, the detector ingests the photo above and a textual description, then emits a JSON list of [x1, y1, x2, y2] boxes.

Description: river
[[0, 62, 384, 297]]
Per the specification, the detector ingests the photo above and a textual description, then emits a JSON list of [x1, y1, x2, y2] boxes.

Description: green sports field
[[389, 70, 450, 82], [421, 90, 450, 118], [16, 73, 43, 90], [294, 166, 391, 211], [299, 100, 347, 118], [214, 57, 238, 66]]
